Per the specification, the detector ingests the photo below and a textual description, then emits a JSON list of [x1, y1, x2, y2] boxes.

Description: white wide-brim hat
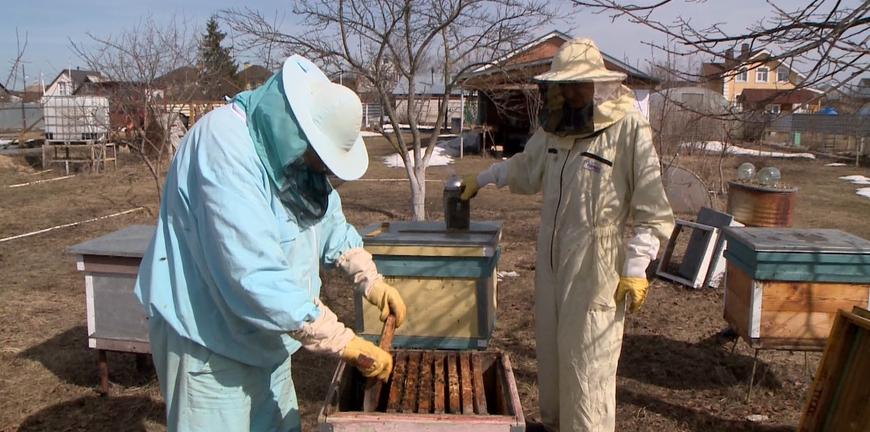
[[534, 38, 627, 83], [282, 55, 368, 180]]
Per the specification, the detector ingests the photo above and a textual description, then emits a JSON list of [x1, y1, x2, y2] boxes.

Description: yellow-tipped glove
[[615, 277, 649, 313], [460, 174, 480, 201], [341, 336, 393, 381], [365, 280, 407, 328]]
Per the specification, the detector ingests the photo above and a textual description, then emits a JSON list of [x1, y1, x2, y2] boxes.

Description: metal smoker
[[443, 174, 470, 230]]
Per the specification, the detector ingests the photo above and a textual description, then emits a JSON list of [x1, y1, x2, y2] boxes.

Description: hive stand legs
[[745, 348, 770, 404], [98, 350, 109, 396]]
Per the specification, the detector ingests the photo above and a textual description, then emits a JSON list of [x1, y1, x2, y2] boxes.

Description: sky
[[1, 0, 863, 90]]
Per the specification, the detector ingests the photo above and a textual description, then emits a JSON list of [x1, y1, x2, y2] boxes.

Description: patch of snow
[[857, 187, 870, 199], [683, 141, 815, 159], [745, 414, 769, 423], [840, 175, 870, 185], [360, 131, 381, 137], [825, 163, 847, 167], [0, 139, 11, 146], [382, 145, 454, 168], [437, 133, 481, 157]]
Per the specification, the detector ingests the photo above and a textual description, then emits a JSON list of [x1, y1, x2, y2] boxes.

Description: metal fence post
[[859, 137, 864, 167]]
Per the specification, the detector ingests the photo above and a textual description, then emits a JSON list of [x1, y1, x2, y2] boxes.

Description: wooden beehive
[[799, 307, 870, 431], [723, 228, 870, 349], [319, 350, 524, 431], [357, 221, 502, 350], [68, 225, 155, 353]]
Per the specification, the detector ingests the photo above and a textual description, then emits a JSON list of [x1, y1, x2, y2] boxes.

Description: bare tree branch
[[70, 16, 201, 203], [571, 0, 868, 91], [223, 0, 559, 220]]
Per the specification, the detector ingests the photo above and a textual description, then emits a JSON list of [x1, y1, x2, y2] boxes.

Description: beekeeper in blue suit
[[135, 55, 407, 432]]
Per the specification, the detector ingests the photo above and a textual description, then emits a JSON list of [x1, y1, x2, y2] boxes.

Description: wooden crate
[[799, 307, 870, 431], [724, 262, 870, 349], [357, 221, 502, 350], [319, 350, 524, 431]]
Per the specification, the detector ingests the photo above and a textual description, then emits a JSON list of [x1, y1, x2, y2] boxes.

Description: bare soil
[[0, 139, 868, 432]]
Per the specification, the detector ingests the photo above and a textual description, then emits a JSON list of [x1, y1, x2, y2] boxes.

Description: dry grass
[[0, 138, 868, 431]]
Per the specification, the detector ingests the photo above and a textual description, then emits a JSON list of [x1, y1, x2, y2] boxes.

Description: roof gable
[[468, 31, 657, 84], [48, 68, 104, 92]]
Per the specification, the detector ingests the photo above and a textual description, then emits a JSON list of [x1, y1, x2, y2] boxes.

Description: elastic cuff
[[623, 256, 651, 278]]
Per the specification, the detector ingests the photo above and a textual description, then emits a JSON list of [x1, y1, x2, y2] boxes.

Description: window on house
[[756, 67, 769, 83], [765, 104, 781, 114], [736, 68, 747, 82], [777, 67, 789, 82]]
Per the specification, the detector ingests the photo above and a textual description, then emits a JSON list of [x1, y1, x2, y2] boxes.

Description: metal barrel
[[726, 181, 798, 227]]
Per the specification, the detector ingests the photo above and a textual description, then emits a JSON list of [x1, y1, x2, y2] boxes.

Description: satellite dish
[[662, 165, 712, 215]]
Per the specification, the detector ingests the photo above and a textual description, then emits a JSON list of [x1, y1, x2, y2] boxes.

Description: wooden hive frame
[[319, 350, 524, 432]]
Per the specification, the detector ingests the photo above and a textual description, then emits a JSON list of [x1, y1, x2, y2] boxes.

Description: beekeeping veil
[[534, 38, 639, 135]]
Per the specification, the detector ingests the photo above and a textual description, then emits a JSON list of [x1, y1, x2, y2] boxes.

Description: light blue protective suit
[[135, 71, 364, 431]]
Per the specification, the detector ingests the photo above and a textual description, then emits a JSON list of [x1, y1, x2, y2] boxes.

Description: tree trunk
[[409, 165, 427, 221]]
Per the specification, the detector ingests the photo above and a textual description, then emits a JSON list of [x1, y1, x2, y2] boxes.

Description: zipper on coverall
[[550, 147, 572, 271]]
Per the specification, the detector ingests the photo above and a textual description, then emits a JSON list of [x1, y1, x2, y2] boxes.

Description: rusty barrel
[[727, 180, 798, 227]]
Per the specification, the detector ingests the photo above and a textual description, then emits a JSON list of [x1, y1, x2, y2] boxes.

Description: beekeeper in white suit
[[461, 38, 674, 431]]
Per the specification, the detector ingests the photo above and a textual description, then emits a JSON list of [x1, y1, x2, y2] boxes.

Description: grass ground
[[0, 137, 868, 432]]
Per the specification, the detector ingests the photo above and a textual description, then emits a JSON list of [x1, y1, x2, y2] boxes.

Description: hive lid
[[723, 227, 870, 254], [67, 224, 155, 258], [362, 221, 502, 247]]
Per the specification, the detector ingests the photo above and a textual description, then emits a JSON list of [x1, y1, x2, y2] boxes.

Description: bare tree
[[71, 16, 200, 202], [224, 0, 557, 220], [1, 29, 43, 146], [573, 0, 869, 183], [573, 0, 869, 92], [3, 29, 29, 96]]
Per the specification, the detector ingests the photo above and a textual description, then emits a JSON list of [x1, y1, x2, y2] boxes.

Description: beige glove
[[289, 300, 355, 356], [341, 336, 393, 381], [365, 280, 407, 328], [614, 277, 649, 313]]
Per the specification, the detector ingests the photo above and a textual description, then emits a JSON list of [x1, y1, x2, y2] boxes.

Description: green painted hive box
[[722, 228, 870, 284], [355, 221, 502, 350]]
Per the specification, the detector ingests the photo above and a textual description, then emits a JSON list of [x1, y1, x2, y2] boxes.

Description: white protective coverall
[[474, 40, 674, 431]]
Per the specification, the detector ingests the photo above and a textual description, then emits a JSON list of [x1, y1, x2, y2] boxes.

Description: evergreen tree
[[198, 16, 239, 99]]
